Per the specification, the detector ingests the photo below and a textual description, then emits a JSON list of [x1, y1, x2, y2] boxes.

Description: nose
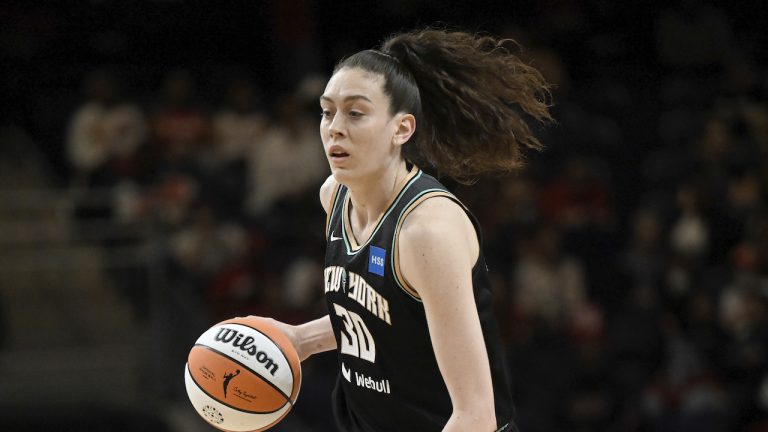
[[327, 114, 345, 139]]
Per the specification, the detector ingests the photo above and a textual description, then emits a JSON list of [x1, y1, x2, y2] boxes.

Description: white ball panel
[[195, 323, 295, 396], [185, 364, 291, 431]]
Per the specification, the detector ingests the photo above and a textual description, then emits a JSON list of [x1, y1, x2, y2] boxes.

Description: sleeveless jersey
[[323, 166, 516, 432]]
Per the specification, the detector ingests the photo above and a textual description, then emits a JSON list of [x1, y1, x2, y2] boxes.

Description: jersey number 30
[[334, 304, 376, 363]]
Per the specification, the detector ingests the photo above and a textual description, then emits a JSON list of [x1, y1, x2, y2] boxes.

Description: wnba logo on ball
[[215, 327, 279, 376]]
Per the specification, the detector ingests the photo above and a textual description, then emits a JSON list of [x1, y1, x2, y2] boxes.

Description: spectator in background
[[666, 182, 710, 306], [244, 89, 328, 218], [66, 70, 146, 187], [641, 318, 729, 432], [157, 203, 249, 398], [141, 171, 199, 230], [538, 156, 616, 302], [169, 204, 247, 283], [741, 102, 768, 155], [206, 230, 269, 322], [619, 209, 667, 301], [539, 156, 614, 233], [205, 77, 267, 217], [561, 301, 613, 431], [507, 222, 600, 431], [609, 279, 665, 431], [717, 241, 768, 430], [669, 182, 709, 261], [150, 69, 210, 170], [511, 222, 587, 333], [210, 78, 267, 168], [693, 117, 742, 204]]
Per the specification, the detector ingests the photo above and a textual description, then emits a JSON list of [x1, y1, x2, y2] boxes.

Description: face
[[319, 67, 414, 184]]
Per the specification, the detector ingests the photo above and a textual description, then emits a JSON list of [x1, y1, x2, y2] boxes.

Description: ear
[[392, 113, 416, 147]]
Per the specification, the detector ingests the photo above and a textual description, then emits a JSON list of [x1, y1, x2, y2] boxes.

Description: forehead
[[322, 67, 387, 103]]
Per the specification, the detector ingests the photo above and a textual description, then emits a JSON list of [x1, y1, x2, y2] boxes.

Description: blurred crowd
[[63, 68, 339, 429], [66, 67, 330, 319], [3, 0, 768, 431]]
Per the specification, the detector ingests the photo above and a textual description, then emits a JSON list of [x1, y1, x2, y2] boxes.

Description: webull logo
[[342, 363, 390, 394], [215, 327, 279, 376]]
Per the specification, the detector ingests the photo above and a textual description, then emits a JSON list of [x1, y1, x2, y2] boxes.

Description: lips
[[328, 145, 349, 160]]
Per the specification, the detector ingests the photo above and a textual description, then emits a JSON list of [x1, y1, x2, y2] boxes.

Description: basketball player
[[261, 28, 552, 431]]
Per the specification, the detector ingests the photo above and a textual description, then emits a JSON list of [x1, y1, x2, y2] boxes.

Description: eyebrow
[[319, 94, 373, 104]]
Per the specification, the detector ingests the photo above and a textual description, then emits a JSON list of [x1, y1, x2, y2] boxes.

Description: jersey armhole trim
[[391, 190, 456, 302]]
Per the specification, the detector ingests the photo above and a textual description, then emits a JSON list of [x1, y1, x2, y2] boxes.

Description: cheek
[[364, 135, 393, 162], [358, 120, 391, 146], [319, 123, 331, 144]]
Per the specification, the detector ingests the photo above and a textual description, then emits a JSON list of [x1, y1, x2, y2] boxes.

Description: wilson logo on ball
[[215, 327, 279, 376]]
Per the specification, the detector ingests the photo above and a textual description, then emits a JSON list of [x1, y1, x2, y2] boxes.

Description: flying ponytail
[[336, 28, 553, 181]]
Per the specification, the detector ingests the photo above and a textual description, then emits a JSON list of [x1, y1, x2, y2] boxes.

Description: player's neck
[[347, 160, 410, 230]]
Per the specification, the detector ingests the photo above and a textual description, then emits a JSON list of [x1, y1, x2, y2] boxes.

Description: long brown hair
[[336, 28, 553, 181]]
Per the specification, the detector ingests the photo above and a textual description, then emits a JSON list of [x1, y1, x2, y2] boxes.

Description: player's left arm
[[398, 197, 497, 432]]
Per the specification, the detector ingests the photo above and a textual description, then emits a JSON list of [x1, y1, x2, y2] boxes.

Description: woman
[[265, 28, 552, 431]]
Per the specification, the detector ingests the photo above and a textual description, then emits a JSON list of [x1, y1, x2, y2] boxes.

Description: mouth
[[328, 146, 350, 162]]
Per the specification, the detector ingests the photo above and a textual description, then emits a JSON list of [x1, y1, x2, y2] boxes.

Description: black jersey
[[323, 166, 516, 432]]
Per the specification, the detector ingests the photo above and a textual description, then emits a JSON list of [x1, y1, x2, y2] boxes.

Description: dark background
[[1, 1, 767, 431]]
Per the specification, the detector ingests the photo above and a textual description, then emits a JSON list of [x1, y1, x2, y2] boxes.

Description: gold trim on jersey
[[325, 182, 343, 241], [392, 190, 456, 301], [341, 165, 420, 253]]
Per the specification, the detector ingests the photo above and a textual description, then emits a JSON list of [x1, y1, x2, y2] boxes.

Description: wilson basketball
[[185, 317, 301, 431]]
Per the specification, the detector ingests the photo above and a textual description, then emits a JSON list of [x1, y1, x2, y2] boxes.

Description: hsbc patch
[[368, 246, 386, 276]]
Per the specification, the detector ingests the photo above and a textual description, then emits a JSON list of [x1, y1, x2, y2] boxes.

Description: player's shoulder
[[397, 194, 479, 294], [399, 195, 470, 246], [319, 174, 340, 214]]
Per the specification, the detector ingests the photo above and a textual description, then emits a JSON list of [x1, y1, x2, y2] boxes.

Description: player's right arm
[[253, 176, 340, 361], [260, 316, 336, 362]]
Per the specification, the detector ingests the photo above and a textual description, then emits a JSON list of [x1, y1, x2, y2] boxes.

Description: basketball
[[184, 317, 302, 431]]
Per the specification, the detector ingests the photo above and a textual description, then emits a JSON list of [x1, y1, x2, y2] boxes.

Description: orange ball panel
[[188, 345, 288, 413]]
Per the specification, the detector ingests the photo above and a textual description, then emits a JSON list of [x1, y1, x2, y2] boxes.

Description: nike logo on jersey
[[330, 232, 342, 242], [341, 362, 351, 382]]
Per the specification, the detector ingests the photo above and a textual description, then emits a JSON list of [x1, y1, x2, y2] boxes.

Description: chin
[[330, 167, 353, 185]]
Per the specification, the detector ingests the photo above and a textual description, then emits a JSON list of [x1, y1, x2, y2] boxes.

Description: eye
[[348, 110, 363, 118], [320, 109, 334, 119]]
